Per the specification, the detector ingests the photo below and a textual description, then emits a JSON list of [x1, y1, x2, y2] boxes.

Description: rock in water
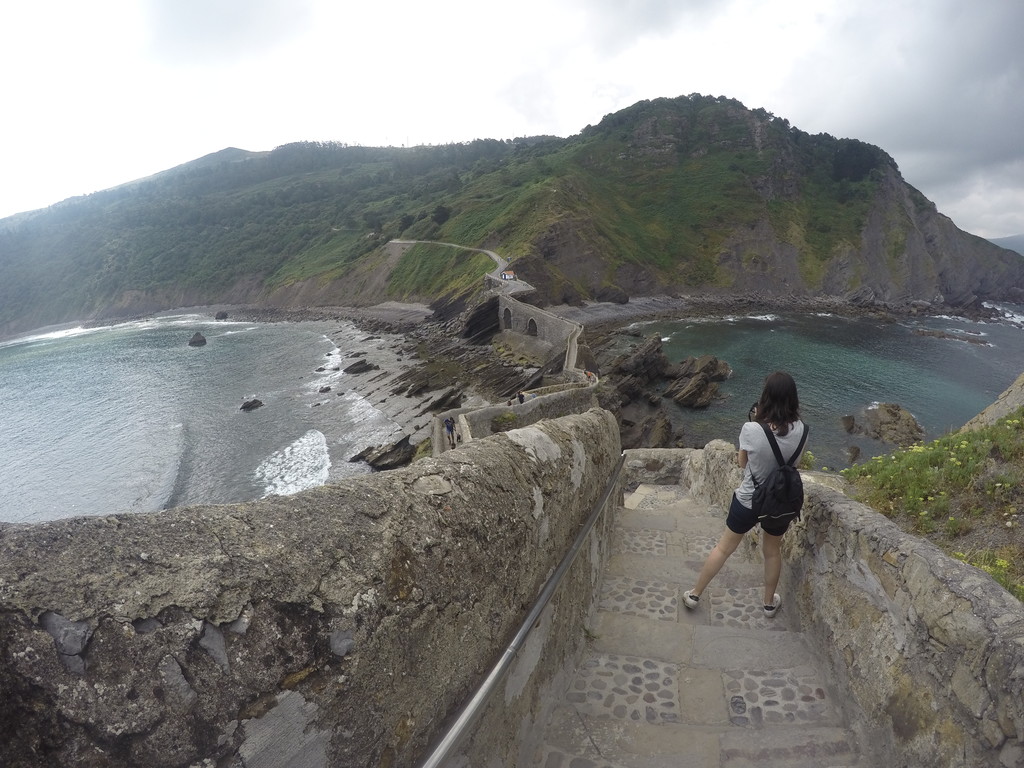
[[673, 354, 732, 382], [240, 399, 264, 412], [845, 403, 924, 447], [215, 311, 228, 320], [188, 332, 207, 347], [665, 372, 719, 408]]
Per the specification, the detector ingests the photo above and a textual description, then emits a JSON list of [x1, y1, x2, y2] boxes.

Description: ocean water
[[623, 303, 1024, 470], [0, 314, 402, 524], [5, 305, 1024, 525]]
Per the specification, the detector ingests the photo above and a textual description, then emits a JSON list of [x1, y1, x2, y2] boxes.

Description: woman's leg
[[761, 531, 784, 605], [689, 528, 744, 598]]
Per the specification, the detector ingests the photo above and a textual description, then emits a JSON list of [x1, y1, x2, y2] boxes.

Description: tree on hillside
[[432, 205, 451, 225]]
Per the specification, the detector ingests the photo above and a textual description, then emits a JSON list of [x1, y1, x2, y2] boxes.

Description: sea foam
[[255, 429, 331, 498]]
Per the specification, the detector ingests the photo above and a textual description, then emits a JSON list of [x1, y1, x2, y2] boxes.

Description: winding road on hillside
[[389, 240, 534, 294]]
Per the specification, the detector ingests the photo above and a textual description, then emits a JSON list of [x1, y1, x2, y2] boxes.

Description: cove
[[625, 310, 1024, 469]]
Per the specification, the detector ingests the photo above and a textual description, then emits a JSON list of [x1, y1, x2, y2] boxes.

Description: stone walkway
[[535, 483, 866, 767]]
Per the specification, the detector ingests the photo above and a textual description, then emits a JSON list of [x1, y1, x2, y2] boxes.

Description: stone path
[[534, 483, 866, 767]]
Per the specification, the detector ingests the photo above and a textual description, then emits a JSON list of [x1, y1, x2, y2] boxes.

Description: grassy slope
[[386, 243, 494, 300], [431, 98, 885, 297], [841, 408, 1024, 601]]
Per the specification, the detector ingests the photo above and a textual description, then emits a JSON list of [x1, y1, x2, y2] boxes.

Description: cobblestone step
[[532, 484, 864, 766], [538, 704, 863, 767]]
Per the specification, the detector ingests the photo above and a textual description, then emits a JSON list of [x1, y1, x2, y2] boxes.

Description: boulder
[[610, 337, 672, 403], [422, 387, 463, 414], [240, 399, 264, 412], [632, 411, 673, 449], [611, 337, 670, 380], [343, 359, 380, 375], [845, 403, 924, 447], [460, 295, 500, 341], [672, 354, 732, 381], [665, 372, 719, 408], [214, 311, 228, 320], [594, 285, 629, 304], [188, 332, 207, 347], [349, 435, 415, 470]]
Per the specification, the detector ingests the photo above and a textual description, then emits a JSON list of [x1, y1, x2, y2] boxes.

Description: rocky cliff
[[510, 98, 1024, 311]]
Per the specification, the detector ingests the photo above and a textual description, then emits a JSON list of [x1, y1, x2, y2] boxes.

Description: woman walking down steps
[[684, 371, 808, 618], [536, 441, 866, 766]]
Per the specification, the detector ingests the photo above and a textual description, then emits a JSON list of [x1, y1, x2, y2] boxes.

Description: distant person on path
[[683, 371, 808, 618], [443, 416, 457, 449], [517, 391, 525, 404]]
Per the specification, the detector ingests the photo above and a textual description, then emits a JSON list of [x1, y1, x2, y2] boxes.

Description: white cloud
[[1, 0, 1022, 237]]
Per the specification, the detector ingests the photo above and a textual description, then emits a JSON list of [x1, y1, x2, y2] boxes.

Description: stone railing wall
[[0, 409, 622, 768], [497, 294, 582, 372], [433, 385, 598, 456], [789, 483, 1024, 768], [625, 441, 1024, 768]]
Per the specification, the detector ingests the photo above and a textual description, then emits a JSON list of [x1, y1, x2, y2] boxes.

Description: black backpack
[[750, 423, 809, 524]]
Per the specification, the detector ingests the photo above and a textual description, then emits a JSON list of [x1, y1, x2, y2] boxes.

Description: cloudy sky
[[2, 0, 1022, 237]]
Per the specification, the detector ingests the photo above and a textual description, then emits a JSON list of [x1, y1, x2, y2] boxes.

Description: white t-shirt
[[735, 420, 807, 507]]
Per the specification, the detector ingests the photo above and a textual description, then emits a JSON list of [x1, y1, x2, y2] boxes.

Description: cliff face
[[511, 98, 1024, 309]]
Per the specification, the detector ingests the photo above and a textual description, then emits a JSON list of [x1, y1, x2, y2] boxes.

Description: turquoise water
[[625, 306, 1024, 470], [0, 315, 399, 524]]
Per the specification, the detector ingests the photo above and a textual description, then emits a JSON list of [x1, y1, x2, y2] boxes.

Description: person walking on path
[[443, 416, 457, 449], [682, 371, 808, 618]]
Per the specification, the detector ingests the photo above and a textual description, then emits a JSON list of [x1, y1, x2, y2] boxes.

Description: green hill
[[2, 94, 1023, 337]]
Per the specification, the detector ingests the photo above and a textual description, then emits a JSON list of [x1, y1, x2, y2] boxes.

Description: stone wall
[[0, 409, 622, 768], [788, 483, 1024, 767], [632, 440, 1024, 767], [434, 386, 599, 456], [497, 295, 581, 365]]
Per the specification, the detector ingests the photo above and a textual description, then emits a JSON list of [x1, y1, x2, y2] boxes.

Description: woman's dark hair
[[755, 371, 800, 436]]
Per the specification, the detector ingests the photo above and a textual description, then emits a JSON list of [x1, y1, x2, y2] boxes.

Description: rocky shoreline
[[194, 293, 1014, 466]]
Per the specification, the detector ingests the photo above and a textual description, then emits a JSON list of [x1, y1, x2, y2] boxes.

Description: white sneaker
[[683, 590, 700, 609], [763, 593, 781, 618]]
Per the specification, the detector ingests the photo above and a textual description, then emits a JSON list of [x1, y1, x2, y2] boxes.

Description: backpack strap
[[759, 423, 786, 467], [751, 422, 809, 484]]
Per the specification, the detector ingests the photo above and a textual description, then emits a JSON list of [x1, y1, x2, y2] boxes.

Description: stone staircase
[[534, 483, 867, 767]]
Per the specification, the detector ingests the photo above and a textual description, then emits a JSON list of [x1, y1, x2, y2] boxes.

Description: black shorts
[[725, 493, 791, 537]]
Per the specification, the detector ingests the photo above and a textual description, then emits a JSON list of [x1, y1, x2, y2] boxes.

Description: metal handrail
[[417, 452, 626, 768]]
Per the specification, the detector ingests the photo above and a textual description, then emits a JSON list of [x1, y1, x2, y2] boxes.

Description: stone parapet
[[0, 409, 622, 768], [620, 441, 740, 503], [434, 386, 599, 456], [784, 481, 1024, 767]]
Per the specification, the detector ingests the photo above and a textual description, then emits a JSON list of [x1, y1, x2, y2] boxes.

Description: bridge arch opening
[[527, 318, 538, 337], [503, 308, 512, 330]]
